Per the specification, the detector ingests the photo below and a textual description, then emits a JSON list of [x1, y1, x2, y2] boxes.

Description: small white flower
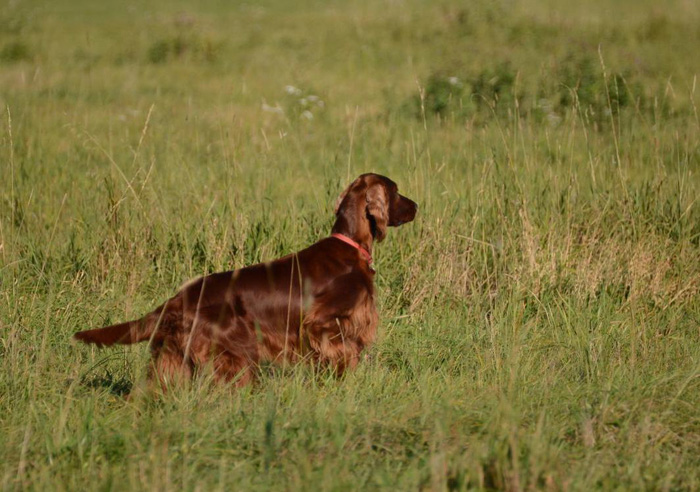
[[261, 102, 284, 115], [301, 110, 314, 120], [546, 113, 562, 127], [284, 85, 302, 96], [448, 76, 461, 86], [307, 95, 324, 108], [299, 97, 308, 107]]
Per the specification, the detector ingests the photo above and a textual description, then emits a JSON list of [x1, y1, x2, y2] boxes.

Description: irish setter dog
[[74, 174, 417, 387]]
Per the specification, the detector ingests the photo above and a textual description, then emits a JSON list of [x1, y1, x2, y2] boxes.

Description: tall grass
[[1, 0, 699, 490]]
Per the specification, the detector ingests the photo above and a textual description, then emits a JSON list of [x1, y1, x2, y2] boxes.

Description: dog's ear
[[366, 184, 388, 242], [335, 177, 362, 214]]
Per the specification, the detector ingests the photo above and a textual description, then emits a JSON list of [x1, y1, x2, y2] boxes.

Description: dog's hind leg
[[148, 345, 194, 391], [212, 350, 256, 387]]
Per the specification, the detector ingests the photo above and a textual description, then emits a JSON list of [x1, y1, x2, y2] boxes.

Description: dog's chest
[[343, 285, 378, 345]]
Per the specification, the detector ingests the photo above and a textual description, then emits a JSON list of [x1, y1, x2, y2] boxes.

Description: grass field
[[2, 0, 700, 489]]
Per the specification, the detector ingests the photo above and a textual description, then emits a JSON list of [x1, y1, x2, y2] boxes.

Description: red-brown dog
[[74, 173, 417, 387]]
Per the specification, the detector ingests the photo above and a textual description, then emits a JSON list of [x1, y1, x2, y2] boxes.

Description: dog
[[74, 173, 417, 387]]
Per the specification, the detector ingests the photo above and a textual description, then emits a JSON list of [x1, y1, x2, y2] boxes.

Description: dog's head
[[335, 174, 417, 242]]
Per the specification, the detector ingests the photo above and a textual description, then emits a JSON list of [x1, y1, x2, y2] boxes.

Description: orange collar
[[331, 233, 373, 265]]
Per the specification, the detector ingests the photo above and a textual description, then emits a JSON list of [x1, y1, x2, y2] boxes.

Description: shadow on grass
[[81, 371, 133, 397]]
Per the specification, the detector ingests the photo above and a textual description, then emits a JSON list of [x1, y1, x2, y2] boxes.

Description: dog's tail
[[74, 302, 173, 347], [73, 320, 146, 347]]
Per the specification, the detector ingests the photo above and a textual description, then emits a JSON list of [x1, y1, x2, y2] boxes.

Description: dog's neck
[[331, 201, 374, 255], [330, 233, 373, 266]]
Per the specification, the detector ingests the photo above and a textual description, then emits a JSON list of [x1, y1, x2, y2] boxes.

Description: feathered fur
[[74, 174, 417, 387]]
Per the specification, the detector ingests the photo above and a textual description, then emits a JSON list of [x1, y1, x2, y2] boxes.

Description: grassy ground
[[2, 0, 700, 490]]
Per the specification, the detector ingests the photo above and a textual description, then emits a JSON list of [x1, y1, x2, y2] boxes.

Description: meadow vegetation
[[1, 0, 699, 489]]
